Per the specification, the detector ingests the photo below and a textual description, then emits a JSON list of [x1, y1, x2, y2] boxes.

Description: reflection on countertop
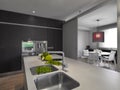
[[23, 56, 120, 90]]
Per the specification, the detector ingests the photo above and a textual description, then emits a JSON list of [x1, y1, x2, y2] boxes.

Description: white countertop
[[23, 56, 120, 90]]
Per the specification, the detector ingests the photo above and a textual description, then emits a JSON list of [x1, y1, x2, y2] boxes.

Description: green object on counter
[[38, 52, 62, 68], [40, 52, 51, 61], [36, 66, 52, 74], [45, 60, 62, 66], [45, 55, 52, 61], [42, 52, 49, 57]]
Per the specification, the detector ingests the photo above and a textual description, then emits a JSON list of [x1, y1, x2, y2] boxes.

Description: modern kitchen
[[0, 0, 120, 90]]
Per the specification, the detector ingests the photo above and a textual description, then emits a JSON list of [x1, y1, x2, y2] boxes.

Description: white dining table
[[89, 51, 110, 55], [88, 51, 111, 65], [101, 52, 110, 56]]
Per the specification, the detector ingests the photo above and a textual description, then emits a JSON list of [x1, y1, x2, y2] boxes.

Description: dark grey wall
[[63, 18, 78, 59], [0, 10, 63, 73], [117, 0, 120, 71]]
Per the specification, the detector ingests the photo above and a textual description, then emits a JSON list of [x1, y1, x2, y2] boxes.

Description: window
[[99, 28, 117, 48]]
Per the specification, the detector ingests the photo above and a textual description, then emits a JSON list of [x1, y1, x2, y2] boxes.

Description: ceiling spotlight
[[32, 11, 35, 13]]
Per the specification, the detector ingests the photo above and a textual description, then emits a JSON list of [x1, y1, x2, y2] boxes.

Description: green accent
[[35, 66, 52, 74], [45, 60, 62, 66], [40, 52, 51, 61], [42, 52, 49, 57], [45, 55, 52, 61], [38, 52, 62, 71]]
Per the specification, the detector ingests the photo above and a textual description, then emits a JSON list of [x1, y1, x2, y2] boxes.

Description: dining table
[[101, 52, 110, 56], [89, 51, 111, 60], [89, 51, 110, 55]]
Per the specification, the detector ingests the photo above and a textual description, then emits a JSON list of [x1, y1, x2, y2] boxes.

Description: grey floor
[[78, 58, 116, 71]]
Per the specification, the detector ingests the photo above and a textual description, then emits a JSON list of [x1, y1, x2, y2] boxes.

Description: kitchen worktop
[[23, 56, 120, 90]]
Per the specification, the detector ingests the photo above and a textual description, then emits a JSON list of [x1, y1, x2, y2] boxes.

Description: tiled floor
[[78, 58, 116, 71], [0, 72, 24, 90]]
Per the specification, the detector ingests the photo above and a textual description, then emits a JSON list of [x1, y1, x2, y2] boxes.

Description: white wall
[[63, 19, 78, 59], [89, 25, 117, 50], [89, 29, 98, 49], [78, 30, 90, 57], [99, 28, 117, 49]]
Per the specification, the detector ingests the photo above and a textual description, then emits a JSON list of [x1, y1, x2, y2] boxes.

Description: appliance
[[22, 40, 47, 56]]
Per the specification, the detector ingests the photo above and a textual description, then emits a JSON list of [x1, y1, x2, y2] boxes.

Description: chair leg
[[114, 59, 117, 70], [97, 59, 100, 66], [106, 61, 109, 67], [87, 59, 89, 63], [100, 59, 103, 66], [108, 61, 110, 68]]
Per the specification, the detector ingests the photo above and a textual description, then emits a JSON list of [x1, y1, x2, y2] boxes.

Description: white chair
[[101, 51, 116, 68], [88, 53, 99, 65], [93, 49, 102, 56], [81, 50, 89, 58]]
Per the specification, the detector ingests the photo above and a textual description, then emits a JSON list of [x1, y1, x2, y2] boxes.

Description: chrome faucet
[[48, 51, 67, 71]]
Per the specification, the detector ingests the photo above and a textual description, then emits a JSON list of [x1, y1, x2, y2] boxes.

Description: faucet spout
[[48, 51, 67, 71]]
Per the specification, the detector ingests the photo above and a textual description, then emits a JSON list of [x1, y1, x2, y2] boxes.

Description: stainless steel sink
[[34, 72, 80, 90], [30, 65, 58, 75]]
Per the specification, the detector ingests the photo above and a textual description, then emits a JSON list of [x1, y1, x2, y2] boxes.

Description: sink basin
[[34, 72, 80, 90], [30, 65, 58, 75]]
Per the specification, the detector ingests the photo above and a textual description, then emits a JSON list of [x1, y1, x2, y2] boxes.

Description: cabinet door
[[47, 29, 54, 51], [19, 27, 47, 41], [47, 29, 62, 51], [52, 30, 62, 51]]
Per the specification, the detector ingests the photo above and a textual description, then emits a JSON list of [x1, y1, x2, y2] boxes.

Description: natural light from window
[[99, 28, 117, 49]]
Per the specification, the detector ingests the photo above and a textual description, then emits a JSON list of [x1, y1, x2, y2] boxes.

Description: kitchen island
[[23, 56, 120, 90]]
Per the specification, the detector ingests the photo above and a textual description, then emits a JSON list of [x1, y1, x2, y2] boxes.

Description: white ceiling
[[0, 0, 107, 21], [78, 0, 117, 30]]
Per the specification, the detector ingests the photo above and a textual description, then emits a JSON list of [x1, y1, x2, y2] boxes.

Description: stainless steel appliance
[[22, 40, 47, 56]]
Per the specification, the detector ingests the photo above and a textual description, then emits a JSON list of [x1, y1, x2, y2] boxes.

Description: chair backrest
[[83, 50, 89, 56], [109, 51, 116, 61], [88, 53, 99, 61]]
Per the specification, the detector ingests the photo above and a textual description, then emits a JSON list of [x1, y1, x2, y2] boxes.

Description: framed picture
[[93, 32, 104, 42]]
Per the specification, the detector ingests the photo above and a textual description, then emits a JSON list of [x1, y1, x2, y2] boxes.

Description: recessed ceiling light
[[32, 11, 35, 13]]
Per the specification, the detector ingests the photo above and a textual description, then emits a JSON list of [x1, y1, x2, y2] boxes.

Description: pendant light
[[93, 19, 104, 42]]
